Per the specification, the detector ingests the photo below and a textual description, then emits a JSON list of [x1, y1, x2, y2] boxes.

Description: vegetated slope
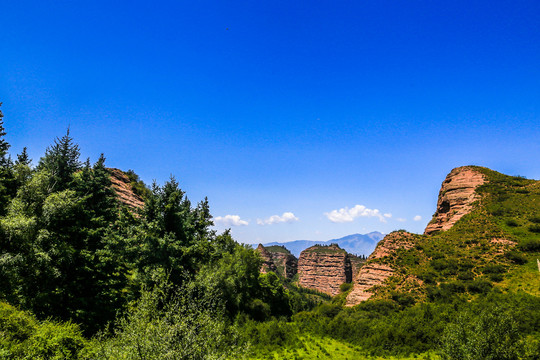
[[347, 166, 540, 306]]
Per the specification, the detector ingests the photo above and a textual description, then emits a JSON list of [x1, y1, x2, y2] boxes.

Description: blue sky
[[1, 1, 539, 244]]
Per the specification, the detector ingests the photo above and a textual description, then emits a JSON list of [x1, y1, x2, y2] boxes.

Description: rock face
[[346, 231, 416, 306], [265, 246, 298, 279], [256, 245, 297, 278], [256, 244, 278, 274], [424, 166, 486, 235], [108, 168, 144, 209], [298, 244, 352, 296]]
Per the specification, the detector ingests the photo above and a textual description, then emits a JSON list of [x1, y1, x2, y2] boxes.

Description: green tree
[[0, 104, 16, 215], [91, 282, 244, 360], [441, 306, 522, 360], [37, 128, 81, 193]]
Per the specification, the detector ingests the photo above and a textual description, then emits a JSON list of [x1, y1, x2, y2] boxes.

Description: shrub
[[530, 216, 540, 224], [528, 225, 540, 233], [441, 306, 521, 360], [466, 279, 493, 294], [390, 292, 416, 307], [504, 251, 528, 264], [505, 219, 519, 227], [457, 271, 474, 281], [518, 238, 540, 252], [339, 283, 353, 293], [0, 302, 86, 360], [90, 284, 244, 360]]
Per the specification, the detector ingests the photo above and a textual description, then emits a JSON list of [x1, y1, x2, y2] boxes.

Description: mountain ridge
[[263, 231, 385, 257]]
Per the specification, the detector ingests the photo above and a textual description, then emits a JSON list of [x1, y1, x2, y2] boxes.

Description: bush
[[504, 251, 528, 264], [505, 219, 519, 227], [91, 284, 244, 360], [0, 301, 86, 360], [339, 283, 353, 293], [530, 216, 540, 224], [466, 279, 493, 294], [528, 225, 540, 233], [441, 306, 522, 360], [518, 238, 540, 252]]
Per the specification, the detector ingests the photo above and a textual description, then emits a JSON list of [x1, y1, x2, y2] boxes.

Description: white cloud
[[257, 212, 299, 225], [325, 205, 388, 223], [214, 215, 249, 226], [413, 215, 422, 221], [397, 218, 406, 222]]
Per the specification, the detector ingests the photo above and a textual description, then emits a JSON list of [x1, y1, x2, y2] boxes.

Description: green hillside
[[244, 167, 540, 359], [370, 166, 539, 302]]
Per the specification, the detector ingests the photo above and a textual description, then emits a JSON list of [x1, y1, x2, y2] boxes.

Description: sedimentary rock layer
[[298, 244, 352, 296], [269, 251, 298, 279], [256, 244, 278, 274], [424, 166, 486, 235], [108, 168, 144, 209], [346, 231, 416, 306]]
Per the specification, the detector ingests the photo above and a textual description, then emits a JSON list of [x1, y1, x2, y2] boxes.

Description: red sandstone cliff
[[424, 166, 486, 235], [298, 244, 352, 296], [346, 231, 416, 305], [256, 244, 278, 274], [256, 244, 298, 278], [346, 166, 487, 306], [108, 168, 145, 209]]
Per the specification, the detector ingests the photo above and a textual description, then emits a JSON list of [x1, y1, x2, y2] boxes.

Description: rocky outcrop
[[265, 246, 298, 279], [346, 231, 416, 306], [424, 166, 486, 235], [256, 244, 278, 274], [346, 263, 395, 304], [369, 231, 417, 259], [108, 168, 144, 209], [298, 244, 352, 296]]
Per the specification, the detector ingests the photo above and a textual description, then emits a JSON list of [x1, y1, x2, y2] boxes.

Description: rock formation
[[256, 244, 278, 274], [298, 244, 352, 296], [108, 168, 145, 209], [264, 246, 298, 279], [346, 231, 416, 305], [424, 166, 486, 235]]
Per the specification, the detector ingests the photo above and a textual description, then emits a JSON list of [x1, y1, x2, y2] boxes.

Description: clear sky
[[1, 1, 539, 244]]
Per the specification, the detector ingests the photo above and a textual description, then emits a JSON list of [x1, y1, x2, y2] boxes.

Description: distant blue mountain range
[[263, 231, 385, 257]]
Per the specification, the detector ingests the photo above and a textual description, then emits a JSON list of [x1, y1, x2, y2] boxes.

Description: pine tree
[[0, 104, 15, 215], [38, 128, 81, 192], [0, 104, 10, 167], [15, 147, 31, 166]]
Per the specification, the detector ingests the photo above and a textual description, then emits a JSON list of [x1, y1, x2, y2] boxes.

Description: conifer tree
[[15, 147, 31, 166], [38, 128, 81, 192], [0, 104, 15, 215], [0, 104, 10, 167]]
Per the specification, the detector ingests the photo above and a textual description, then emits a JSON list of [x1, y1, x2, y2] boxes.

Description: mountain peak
[[424, 166, 486, 235]]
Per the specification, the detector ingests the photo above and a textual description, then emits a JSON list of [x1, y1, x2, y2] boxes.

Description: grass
[[497, 254, 540, 297], [246, 335, 440, 360]]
